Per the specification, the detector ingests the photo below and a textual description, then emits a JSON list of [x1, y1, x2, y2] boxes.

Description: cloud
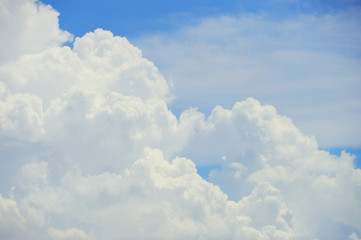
[[0, 0, 72, 63], [47, 227, 88, 240], [0, 0, 360, 239], [14, 148, 296, 239], [0, 91, 44, 142], [0, 195, 26, 239], [136, 9, 361, 148]]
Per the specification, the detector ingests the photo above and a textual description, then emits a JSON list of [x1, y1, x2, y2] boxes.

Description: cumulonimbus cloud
[[0, 0, 360, 239]]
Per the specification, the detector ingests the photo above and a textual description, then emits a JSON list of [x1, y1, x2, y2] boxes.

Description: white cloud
[[0, 0, 72, 63], [349, 232, 361, 240], [0, 1, 360, 239], [136, 9, 361, 148], [0, 92, 44, 142], [47, 227, 88, 240], [20, 161, 48, 191], [0, 195, 26, 239], [19, 148, 295, 239]]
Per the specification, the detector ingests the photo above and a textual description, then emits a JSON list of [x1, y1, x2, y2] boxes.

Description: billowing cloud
[[0, 0, 72, 63], [0, 0, 360, 239]]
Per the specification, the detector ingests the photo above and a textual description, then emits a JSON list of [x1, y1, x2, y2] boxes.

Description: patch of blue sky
[[41, 0, 237, 39], [325, 147, 361, 169], [41, 0, 360, 40], [196, 163, 223, 180]]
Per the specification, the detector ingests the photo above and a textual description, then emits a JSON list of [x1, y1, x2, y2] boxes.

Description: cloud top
[[0, 0, 72, 63]]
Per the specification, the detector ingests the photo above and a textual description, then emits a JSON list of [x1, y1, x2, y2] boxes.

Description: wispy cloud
[[136, 9, 361, 147]]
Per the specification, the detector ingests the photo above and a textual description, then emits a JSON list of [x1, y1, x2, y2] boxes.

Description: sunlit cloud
[[0, 0, 360, 239]]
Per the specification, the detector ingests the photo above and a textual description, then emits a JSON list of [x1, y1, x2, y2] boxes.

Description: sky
[[42, 0, 361, 150], [0, 0, 361, 239]]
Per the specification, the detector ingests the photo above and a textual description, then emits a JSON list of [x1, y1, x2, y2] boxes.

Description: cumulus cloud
[[0, 0, 360, 239], [0, 0, 72, 63], [19, 148, 295, 239]]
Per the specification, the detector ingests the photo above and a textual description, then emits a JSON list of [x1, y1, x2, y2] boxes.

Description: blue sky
[[43, 0, 361, 39]]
